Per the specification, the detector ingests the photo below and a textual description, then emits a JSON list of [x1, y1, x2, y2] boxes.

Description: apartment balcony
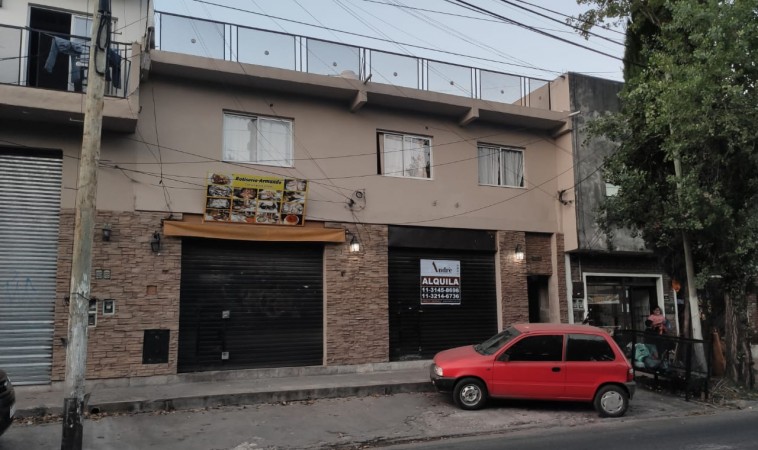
[[0, 25, 140, 132], [152, 11, 567, 132]]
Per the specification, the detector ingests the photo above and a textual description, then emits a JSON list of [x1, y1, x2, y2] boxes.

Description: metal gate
[[178, 238, 324, 372], [389, 248, 498, 361], [0, 148, 62, 385]]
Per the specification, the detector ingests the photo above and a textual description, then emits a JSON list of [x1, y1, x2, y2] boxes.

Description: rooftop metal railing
[[154, 11, 551, 109], [0, 24, 132, 99]]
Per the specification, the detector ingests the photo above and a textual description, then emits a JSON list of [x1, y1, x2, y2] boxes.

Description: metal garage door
[[0, 148, 62, 385], [178, 238, 323, 372], [389, 245, 498, 361]]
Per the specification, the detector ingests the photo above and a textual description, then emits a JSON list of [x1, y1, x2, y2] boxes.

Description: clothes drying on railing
[[44, 36, 122, 90], [44, 36, 87, 87]]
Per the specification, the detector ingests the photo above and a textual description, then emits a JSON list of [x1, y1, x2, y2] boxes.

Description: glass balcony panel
[[237, 28, 295, 70], [306, 39, 359, 77], [368, 51, 417, 89], [0, 27, 22, 85], [480, 70, 522, 104], [427, 61, 471, 97], [160, 15, 224, 59], [525, 78, 550, 109]]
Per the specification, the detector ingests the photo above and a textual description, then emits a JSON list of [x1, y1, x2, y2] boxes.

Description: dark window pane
[[566, 334, 615, 362], [505, 335, 563, 362]]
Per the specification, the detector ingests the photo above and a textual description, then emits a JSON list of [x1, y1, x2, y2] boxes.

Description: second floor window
[[223, 113, 293, 167], [378, 132, 432, 179], [478, 145, 524, 188]]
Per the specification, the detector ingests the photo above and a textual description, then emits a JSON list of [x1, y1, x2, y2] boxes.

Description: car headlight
[[433, 364, 444, 377]]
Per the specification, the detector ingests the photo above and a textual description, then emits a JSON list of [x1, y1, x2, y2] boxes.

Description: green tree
[[575, 0, 758, 387]]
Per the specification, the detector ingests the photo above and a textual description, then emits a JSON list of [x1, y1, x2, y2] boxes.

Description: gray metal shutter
[[0, 148, 62, 385], [178, 238, 324, 373]]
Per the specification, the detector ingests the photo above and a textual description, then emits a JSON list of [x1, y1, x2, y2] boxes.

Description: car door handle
[[551, 367, 561, 372]]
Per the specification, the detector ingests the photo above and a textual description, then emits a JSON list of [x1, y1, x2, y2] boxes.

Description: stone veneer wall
[[53, 210, 180, 381], [556, 234, 568, 322], [500, 231, 528, 325], [525, 233, 553, 276], [324, 223, 389, 365]]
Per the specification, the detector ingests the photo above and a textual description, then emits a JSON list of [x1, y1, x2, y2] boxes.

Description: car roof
[[511, 323, 608, 335]]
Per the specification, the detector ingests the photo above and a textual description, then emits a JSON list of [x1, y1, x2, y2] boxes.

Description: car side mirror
[[498, 353, 510, 362]]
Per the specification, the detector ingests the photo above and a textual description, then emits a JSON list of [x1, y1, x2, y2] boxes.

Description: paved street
[[392, 409, 758, 449], [0, 388, 736, 449]]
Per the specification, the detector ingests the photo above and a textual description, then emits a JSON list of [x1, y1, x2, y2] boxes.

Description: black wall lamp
[[150, 231, 161, 253], [514, 244, 525, 261], [345, 230, 360, 253], [102, 223, 112, 241]]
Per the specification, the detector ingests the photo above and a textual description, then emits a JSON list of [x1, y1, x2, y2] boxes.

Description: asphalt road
[[0, 389, 750, 449], [393, 409, 758, 450]]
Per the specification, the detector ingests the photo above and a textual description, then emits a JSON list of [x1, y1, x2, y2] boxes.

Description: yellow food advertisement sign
[[204, 172, 308, 226]]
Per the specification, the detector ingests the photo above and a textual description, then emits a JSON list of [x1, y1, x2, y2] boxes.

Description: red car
[[430, 323, 635, 417]]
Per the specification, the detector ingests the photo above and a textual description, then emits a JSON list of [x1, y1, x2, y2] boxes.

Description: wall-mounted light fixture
[[102, 223, 112, 241], [514, 244, 525, 261], [150, 231, 161, 253], [345, 230, 360, 253]]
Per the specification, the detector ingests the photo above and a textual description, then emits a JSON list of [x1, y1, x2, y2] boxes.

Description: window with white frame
[[478, 145, 524, 187], [223, 113, 293, 167], [378, 132, 432, 179]]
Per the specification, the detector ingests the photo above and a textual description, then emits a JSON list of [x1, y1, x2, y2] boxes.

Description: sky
[[153, 0, 626, 83]]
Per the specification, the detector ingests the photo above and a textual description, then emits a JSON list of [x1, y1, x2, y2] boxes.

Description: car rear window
[[566, 334, 616, 362]]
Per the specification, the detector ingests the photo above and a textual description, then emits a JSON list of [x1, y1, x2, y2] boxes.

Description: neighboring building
[[1, 5, 577, 384], [550, 73, 676, 335]]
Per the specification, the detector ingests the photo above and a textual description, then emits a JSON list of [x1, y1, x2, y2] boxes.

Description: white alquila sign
[[420, 259, 461, 305]]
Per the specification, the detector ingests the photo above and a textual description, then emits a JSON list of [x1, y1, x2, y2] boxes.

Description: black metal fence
[[0, 24, 131, 98], [613, 330, 712, 401]]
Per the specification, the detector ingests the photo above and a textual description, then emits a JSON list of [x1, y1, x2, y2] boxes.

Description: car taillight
[[627, 368, 634, 382]]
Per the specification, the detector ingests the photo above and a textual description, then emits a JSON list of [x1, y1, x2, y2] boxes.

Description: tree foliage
[[575, 0, 758, 386]]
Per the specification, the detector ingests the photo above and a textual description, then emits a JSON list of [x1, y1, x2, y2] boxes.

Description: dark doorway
[[28, 8, 73, 91], [527, 275, 550, 323]]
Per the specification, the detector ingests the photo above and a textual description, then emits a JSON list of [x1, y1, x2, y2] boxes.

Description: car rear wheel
[[594, 385, 628, 418], [453, 377, 487, 410]]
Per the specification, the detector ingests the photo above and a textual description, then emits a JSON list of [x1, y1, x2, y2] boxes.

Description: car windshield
[[474, 327, 521, 355]]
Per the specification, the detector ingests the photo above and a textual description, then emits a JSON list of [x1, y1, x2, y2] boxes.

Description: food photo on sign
[[204, 172, 308, 226]]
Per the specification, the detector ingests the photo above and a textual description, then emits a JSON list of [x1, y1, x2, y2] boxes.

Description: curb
[[15, 382, 436, 419]]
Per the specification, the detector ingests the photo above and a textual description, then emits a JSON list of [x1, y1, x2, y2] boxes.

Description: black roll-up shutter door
[[389, 248, 497, 360], [178, 238, 323, 372]]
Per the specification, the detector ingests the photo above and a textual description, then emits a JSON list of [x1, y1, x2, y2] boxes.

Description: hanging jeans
[[106, 49, 122, 89], [45, 37, 123, 91], [44, 37, 86, 90]]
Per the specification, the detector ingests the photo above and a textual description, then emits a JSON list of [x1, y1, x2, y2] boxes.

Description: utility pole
[[61, 1, 111, 449]]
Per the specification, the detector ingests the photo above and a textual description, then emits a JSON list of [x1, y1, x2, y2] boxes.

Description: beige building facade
[[0, 3, 577, 384]]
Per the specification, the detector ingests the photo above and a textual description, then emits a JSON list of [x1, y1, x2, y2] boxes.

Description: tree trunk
[[724, 292, 755, 388]]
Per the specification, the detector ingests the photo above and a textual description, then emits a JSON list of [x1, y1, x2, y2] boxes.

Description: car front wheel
[[453, 377, 487, 410], [594, 384, 629, 418]]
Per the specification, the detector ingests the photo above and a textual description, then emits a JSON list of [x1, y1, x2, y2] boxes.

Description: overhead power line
[[494, 0, 624, 46], [450, 0, 625, 63]]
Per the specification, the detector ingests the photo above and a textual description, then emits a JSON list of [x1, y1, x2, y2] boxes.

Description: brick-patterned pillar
[[54, 210, 181, 381], [324, 223, 389, 365], [499, 231, 528, 325], [554, 233, 568, 323]]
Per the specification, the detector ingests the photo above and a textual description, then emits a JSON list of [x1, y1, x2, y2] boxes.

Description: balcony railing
[[155, 11, 551, 109], [0, 24, 132, 99]]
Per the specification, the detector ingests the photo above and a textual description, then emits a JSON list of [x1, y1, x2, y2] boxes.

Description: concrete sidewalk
[[12, 361, 434, 418]]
